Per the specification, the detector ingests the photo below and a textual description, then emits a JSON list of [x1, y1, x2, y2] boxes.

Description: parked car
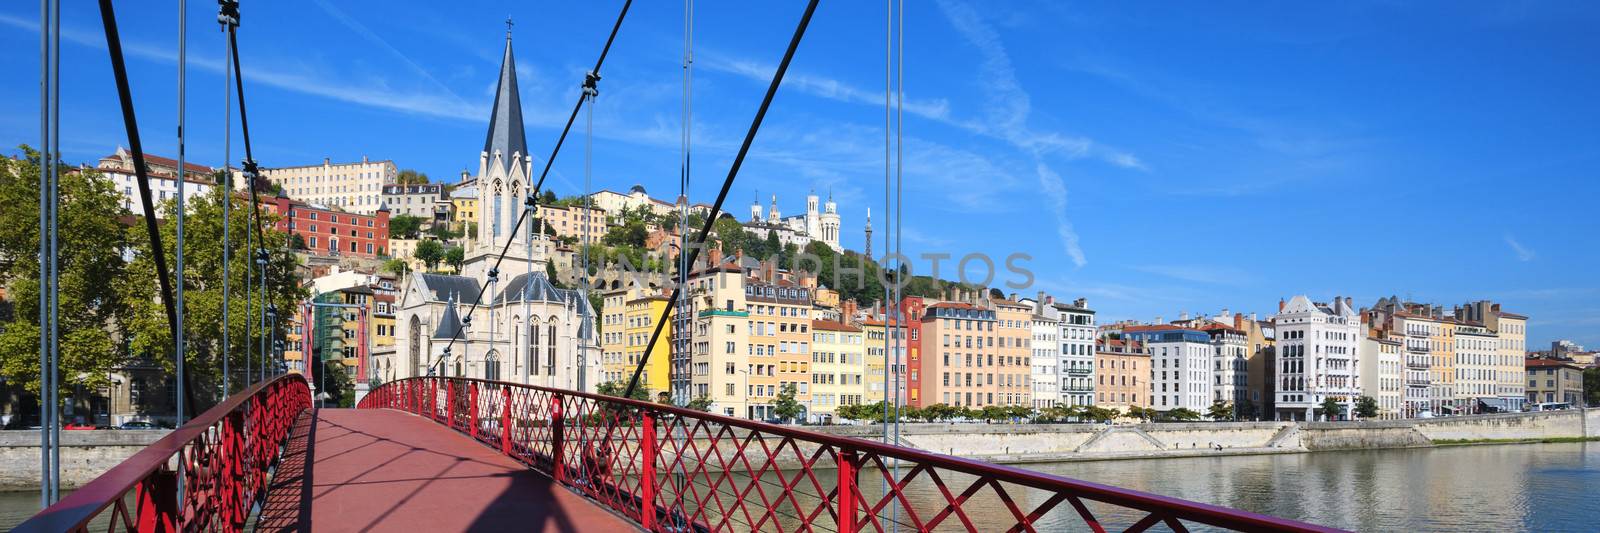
[[119, 421, 160, 430]]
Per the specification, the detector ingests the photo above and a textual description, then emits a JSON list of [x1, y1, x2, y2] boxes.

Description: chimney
[[1035, 291, 1046, 314], [706, 247, 723, 269], [1278, 298, 1286, 312], [1220, 308, 1230, 319], [1009, 292, 1018, 302], [1154, 316, 1163, 324], [1074, 297, 1087, 309], [324, 157, 331, 166], [843, 299, 858, 322]]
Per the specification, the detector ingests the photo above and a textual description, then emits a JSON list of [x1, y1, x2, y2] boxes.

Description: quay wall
[[0, 430, 169, 490]]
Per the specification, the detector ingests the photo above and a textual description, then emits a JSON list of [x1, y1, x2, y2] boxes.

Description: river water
[[0, 441, 1593, 531]]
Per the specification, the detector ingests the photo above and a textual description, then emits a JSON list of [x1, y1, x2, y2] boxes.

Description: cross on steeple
[[505, 17, 514, 39]]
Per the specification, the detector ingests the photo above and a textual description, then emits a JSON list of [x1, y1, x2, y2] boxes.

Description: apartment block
[[810, 320, 865, 423], [264, 156, 397, 214], [1525, 358, 1584, 405], [1053, 299, 1096, 406], [1360, 335, 1405, 419], [1270, 295, 1361, 421], [1122, 325, 1213, 413], [1093, 338, 1149, 412], [917, 297, 1031, 409]]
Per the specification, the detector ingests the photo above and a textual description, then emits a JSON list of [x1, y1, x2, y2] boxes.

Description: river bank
[[807, 407, 1600, 465]]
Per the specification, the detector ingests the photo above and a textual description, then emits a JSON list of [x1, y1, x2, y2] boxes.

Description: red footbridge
[[14, 374, 1343, 532]]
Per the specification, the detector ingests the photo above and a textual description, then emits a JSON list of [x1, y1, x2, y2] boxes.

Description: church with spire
[[383, 26, 599, 392]]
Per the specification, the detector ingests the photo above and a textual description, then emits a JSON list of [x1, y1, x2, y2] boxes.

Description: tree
[[1319, 397, 1345, 421], [1237, 398, 1258, 421], [1126, 406, 1157, 422], [428, 223, 462, 240], [1207, 401, 1235, 421], [444, 245, 465, 272], [118, 182, 305, 403], [388, 214, 425, 239], [596, 380, 650, 401], [602, 220, 648, 248], [289, 233, 307, 250], [0, 149, 135, 397], [1082, 405, 1120, 423], [773, 384, 804, 423], [1354, 396, 1380, 419], [1584, 367, 1600, 408], [1160, 408, 1202, 422], [382, 258, 409, 276], [396, 169, 430, 185], [415, 240, 444, 270], [685, 395, 713, 412]]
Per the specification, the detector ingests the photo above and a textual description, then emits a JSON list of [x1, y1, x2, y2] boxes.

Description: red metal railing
[[359, 377, 1344, 533], [16, 373, 311, 532]]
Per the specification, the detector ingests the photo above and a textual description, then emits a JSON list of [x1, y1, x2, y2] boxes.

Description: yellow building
[[810, 320, 865, 423], [599, 287, 672, 397], [860, 319, 888, 405], [451, 187, 478, 229], [745, 274, 814, 420], [682, 263, 751, 417], [624, 295, 673, 399]]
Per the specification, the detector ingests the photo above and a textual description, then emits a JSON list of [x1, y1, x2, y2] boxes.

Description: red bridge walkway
[[256, 408, 630, 532], [16, 375, 1342, 532]]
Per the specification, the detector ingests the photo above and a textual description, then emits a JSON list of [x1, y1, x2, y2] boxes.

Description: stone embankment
[[810, 408, 1600, 464], [0, 430, 169, 490]]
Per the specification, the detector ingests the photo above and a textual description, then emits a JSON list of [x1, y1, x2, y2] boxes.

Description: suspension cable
[[38, 0, 59, 507], [430, 0, 635, 376], [175, 0, 188, 424], [621, 0, 822, 400], [96, 0, 199, 421], [219, 1, 234, 395]]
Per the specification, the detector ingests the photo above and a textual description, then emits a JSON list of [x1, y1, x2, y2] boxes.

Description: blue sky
[[2, 1, 1597, 348]]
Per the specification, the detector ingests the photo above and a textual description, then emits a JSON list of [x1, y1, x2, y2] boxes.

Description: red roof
[[1526, 358, 1582, 369]]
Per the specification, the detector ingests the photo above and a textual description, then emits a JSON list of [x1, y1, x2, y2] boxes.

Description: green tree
[[1319, 397, 1345, 421], [1585, 368, 1600, 407], [120, 182, 304, 401], [1237, 398, 1258, 420], [395, 169, 430, 185], [1354, 396, 1380, 419], [773, 384, 804, 423], [602, 220, 649, 248], [289, 233, 307, 250], [382, 258, 410, 276], [596, 380, 651, 401], [0, 149, 133, 396], [685, 395, 713, 412], [1207, 401, 1235, 421], [1160, 408, 1202, 422], [444, 245, 465, 272], [388, 214, 425, 239], [1083, 405, 1120, 423], [415, 240, 444, 270], [1125, 406, 1157, 422]]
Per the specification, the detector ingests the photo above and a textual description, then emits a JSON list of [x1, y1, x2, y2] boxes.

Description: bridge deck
[[258, 408, 633, 532]]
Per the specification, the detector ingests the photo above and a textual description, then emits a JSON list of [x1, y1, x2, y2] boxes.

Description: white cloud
[[1504, 233, 1536, 262], [697, 54, 952, 121]]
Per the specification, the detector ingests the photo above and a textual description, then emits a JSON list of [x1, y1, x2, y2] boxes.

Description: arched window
[[547, 322, 558, 372], [485, 350, 501, 381], [529, 319, 541, 375], [492, 180, 504, 237], [454, 356, 464, 378]]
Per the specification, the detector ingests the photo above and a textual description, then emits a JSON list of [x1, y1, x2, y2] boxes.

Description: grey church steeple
[[483, 30, 527, 173]]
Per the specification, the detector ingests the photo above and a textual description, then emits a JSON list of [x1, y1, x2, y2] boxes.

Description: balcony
[[1065, 368, 1091, 376], [1406, 378, 1429, 387], [1062, 385, 1093, 393], [1406, 359, 1431, 370]]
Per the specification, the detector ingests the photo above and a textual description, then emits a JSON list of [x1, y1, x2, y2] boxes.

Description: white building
[[1454, 322, 1500, 413], [1124, 325, 1212, 413], [381, 183, 451, 222], [385, 30, 598, 392], [745, 191, 843, 251], [1271, 295, 1362, 421], [1053, 299, 1095, 406], [96, 148, 215, 217], [1204, 324, 1249, 416], [263, 156, 398, 214], [1022, 297, 1061, 410], [1359, 335, 1405, 419]]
